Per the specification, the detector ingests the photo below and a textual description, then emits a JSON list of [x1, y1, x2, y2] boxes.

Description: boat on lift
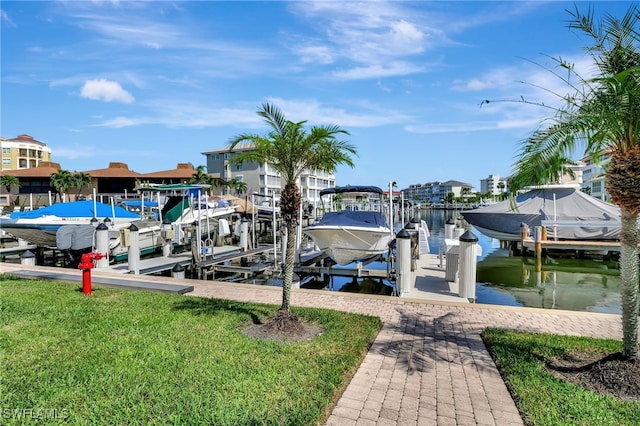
[[303, 185, 394, 265]]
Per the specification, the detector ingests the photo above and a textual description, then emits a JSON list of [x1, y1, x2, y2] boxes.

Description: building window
[[212, 154, 219, 161], [592, 181, 602, 193], [19, 180, 53, 194], [2, 148, 10, 154], [2, 158, 10, 165], [224, 153, 231, 159]]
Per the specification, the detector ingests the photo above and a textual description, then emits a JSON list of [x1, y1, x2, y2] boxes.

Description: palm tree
[[189, 165, 219, 196], [71, 172, 92, 198], [50, 169, 74, 202], [0, 175, 20, 192], [189, 165, 210, 185], [505, 5, 640, 360], [228, 102, 356, 330], [226, 177, 248, 195]]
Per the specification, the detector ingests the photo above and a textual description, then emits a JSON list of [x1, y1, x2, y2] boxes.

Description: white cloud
[[1, 9, 15, 27], [289, 1, 435, 79], [265, 97, 412, 127], [80, 79, 134, 103], [333, 62, 424, 80], [295, 44, 334, 65]]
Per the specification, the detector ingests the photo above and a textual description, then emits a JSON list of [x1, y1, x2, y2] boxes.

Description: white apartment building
[[480, 174, 507, 195], [202, 143, 335, 207], [581, 153, 610, 201], [402, 180, 473, 203]]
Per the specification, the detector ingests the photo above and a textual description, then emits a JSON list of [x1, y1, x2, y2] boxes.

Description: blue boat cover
[[10, 201, 140, 219]]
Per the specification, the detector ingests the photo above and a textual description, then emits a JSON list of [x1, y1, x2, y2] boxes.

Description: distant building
[[202, 143, 336, 207], [0, 161, 213, 210], [402, 180, 473, 204], [581, 153, 610, 201], [480, 174, 508, 195], [0, 134, 52, 171]]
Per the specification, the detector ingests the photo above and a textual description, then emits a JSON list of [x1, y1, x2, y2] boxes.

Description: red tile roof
[[0, 161, 61, 177], [140, 163, 195, 179], [83, 162, 142, 178]]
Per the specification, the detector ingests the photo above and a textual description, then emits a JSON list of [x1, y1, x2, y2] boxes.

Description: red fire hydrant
[[78, 252, 107, 295]]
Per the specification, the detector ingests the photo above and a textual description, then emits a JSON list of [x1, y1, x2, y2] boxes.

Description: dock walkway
[[0, 254, 624, 425]]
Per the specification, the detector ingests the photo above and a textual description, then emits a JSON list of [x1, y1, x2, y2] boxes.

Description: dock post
[[404, 221, 418, 271], [534, 226, 543, 272], [444, 218, 455, 240], [95, 223, 109, 268], [172, 263, 185, 279], [127, 223, 140, 275], [396, 229, 411, 297], [458, 230, 479, 302], [453, 226, 465, 239], [161, 219, 173, 257], [444, 244, 459, 282], [20, 250, 36, 266], [240, 217, 249, 251]]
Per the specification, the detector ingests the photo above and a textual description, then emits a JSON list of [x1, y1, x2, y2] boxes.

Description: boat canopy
[[320, 185, 384, 196]]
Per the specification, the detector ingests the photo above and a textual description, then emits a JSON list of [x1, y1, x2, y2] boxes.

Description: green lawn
[[482, 328, 640, 426], [0, 274, 381, 425]]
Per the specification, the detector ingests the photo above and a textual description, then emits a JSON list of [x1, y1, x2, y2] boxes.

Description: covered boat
[[460, 185, 622, 241], [303, 185, 394, 265], [0, 200, 139, 247]]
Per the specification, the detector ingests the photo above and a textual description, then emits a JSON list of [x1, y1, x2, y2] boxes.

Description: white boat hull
[[304, 225, 393, 265]]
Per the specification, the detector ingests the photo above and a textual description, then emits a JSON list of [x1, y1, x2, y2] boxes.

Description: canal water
[[322, 208, 622, 314], [420, 209, 622, 314]]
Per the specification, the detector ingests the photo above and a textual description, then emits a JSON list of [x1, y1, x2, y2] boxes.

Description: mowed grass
[[0, 274, 381, 425], [482, 328, 640, 426]]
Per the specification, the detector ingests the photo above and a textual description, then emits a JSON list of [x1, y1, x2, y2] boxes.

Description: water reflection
[[418, 209, 622, 314]]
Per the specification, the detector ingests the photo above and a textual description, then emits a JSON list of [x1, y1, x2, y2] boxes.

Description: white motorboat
[[303, 185, 394, 265], [107, 184, 239, 262]]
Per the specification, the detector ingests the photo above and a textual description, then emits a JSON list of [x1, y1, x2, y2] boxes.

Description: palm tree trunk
[[620, 208, 640, 360], [280, 219, 297, 312]]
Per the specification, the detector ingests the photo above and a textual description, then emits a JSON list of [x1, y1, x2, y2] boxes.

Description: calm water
[[420, 209, 622, 314], [323, 209, 622, 313]]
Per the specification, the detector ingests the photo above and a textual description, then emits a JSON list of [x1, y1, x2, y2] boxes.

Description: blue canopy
[[10, 201, 140, 219]]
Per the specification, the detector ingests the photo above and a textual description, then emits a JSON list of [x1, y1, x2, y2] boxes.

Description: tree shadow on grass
[[171, 297, 324, 343], [171, 297, 272, 325]]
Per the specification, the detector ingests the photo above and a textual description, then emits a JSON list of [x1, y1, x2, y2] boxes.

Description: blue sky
[[1, 1, 633, 191]]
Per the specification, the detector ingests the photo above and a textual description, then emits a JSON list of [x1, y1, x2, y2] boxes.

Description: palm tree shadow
[[367, 308, 499, 377], [172, 297, 274, 325]]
